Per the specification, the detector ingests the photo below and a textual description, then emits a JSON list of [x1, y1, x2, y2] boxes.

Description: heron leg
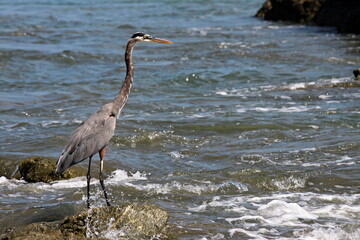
[[99, 146, 111, 206], [87, 156, 92, 208]]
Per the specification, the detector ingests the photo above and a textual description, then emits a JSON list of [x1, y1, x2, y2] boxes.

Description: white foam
[[327, 77, 350, 84], [39, 177, 88, 190], [0, 169, 147, 192], [0, 176, 27, 189], [169, 151, 185, 159], [195, 192, 360, 239], [278, 95, 292, 100], [334, 156, 354, 166], [107, 169, 147, 185], [319, 94, 332, 99], [218, 41, 250, 49], [129, 180, 247, 195], [187, 113, 212, 119], [287, 82, 311, 90], [296, 227, 360, 240], [40, 120, 62, 127], [188, 201, 208, 212], [290, 147, 316, 153], [271, 175, 307, 190], [254, 106, 320, 113], [326, 57, 343, 63], [215, 91, 228, 96], [0, 176, 8, 185], [281, 77, 352, 91], [258, 200, 318, 225], [303, 156, 355, 167]]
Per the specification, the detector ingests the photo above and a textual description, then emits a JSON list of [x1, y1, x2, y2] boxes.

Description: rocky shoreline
[[256, 0, 360, 34], [1, 157, 177, 239], [1, 204, 173, 239]]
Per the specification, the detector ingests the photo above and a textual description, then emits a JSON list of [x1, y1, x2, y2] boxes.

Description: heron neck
[[112, 39, 136, 118]]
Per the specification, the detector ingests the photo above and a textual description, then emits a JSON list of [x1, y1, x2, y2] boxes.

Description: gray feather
[[56, 103, 116, 174]]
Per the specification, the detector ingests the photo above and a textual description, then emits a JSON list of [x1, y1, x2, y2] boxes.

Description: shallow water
[[1, 0, 360, 239]]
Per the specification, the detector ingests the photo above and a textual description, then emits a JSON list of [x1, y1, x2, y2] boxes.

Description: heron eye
[[144, 34, 151, 39]]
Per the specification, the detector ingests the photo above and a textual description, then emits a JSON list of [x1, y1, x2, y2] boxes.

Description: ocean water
[[1, 0, 360, 239]]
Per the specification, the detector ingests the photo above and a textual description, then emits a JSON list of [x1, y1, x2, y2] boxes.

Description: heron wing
[[56, 103, 116, 174]]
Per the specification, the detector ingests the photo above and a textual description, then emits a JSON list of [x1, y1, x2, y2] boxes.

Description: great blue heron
[[56, 32, 172, 208]]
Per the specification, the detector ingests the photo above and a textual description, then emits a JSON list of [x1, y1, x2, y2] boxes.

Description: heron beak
[[149, 37, 173, 44]]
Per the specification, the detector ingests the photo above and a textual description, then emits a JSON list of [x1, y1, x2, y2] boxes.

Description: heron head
[[131, 32, 173, 44]]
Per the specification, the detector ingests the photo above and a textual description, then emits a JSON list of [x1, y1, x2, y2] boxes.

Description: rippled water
[[1, 0, 360, 239]]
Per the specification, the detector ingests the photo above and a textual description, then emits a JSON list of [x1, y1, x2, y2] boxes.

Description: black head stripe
[[131, 32, 145, 38]]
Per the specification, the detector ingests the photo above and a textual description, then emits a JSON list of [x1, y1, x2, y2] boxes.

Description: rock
[[1, 222, 64, 240], [62, 204, 171, 239], [314, 0, 360, 34], [256, 0, 326, 23], [18, 156, 84, 183], [1, 205, 174, 240], [354, 69, 360, 80], [256, 0, 360, 34]]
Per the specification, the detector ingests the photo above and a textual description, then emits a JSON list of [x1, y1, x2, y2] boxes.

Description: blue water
[[1, 0, 360, 239]]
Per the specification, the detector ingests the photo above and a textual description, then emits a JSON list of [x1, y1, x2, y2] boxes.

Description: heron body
[[56, 103, 116, 172], [56, 33, 172, 207]]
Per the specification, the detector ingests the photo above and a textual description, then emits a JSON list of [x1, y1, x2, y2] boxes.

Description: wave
[[193, 192, 360, 239], [124, 180, 248, 196], [0, 49, 113, 66], [215, 77, 360, 98]]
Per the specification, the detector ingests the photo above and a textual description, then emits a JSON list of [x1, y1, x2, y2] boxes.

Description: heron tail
[[56, 151, 73, 174]]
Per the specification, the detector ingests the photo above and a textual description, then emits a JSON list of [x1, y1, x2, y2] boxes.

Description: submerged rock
[[1, 205, 174, 240], [256, 0, 360, 34], [18, 156, 84, 183], [353, 69, 360, 80]]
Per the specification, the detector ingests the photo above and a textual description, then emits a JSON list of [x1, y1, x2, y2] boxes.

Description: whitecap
[[258, 200, 318, 226], [129, 180, 246, 195], [215, 91, 228, 96], [107, 169, 147, 185], [188, 201, 208, 212], [271, 175, 307, 190], [0, 176, 27, 189], [254, 106, 320, 113], [186, 113, 212, 119], [296, 226, 360, 240], [169, 151, 185, 159], [319, 94, 332, 99]]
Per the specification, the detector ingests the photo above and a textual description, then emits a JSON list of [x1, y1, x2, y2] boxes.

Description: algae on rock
[[1, 205, 173, 240], [18, 156, 84, 183]]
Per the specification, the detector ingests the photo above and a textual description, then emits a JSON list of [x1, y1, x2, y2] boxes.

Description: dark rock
[[18, 156, 84, 183], [1, 205, 174, 240], [314, 0, 360, 34], [256, 0, 360, 34], [256, 0, 326, 23], [354, 69, 360, 80], [0, 222, 64, 240]]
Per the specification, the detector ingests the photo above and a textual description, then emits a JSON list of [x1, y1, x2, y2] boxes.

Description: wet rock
[[353, 69, 360, 80], [256, 0, 325, 23], [18, 156, 84, 183], [314, 0, 360, 34], [62, 204, 171, 239], [256, 0, 360, 34], [1, 222, 64, 240], [0, 205, 173, 240]]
